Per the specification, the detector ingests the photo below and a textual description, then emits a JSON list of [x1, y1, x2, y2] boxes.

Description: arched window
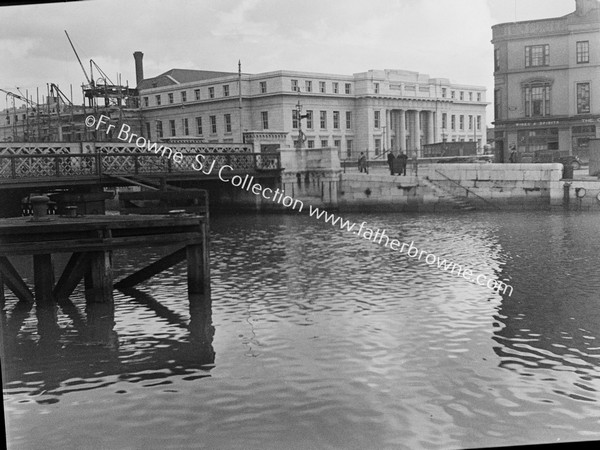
[[522, 78, 553, 117]]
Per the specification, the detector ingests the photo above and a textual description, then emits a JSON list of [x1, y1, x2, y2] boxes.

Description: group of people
[[387, 151, 408, 176], [357, 150, 414, 176]]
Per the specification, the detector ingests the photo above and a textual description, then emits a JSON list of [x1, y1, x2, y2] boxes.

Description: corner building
[[492, 0, 600, 162], [136, 61, 487, 159]]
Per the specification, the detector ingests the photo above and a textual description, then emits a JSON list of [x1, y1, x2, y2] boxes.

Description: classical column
[[383, 109, 392, 151], [427, 111, 435, 144], [414, 110, 421, 153], [399, 110, 406, 152]]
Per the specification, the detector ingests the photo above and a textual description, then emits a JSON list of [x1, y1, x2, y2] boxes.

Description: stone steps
[[421, 177, 477, 211]]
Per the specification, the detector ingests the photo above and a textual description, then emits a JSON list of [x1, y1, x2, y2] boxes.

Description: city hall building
[[135, 53, 487, 160], [492, 0, 600, 163]]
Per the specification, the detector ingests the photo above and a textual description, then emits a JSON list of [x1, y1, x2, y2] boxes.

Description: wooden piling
[[0, 214, 210, 332], [33, 253, 55, 304], [84, 251, 113, 304]]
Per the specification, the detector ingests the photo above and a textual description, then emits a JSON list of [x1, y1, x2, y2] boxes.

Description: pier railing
[[0, 151, 281, 182]]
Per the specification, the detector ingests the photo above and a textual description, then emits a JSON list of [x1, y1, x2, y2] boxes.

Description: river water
[[2, 210, 600, 449]]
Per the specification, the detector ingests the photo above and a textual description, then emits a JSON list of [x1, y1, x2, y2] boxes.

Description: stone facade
[[492, 0, 600, 163], [136, 67, 487, 161]]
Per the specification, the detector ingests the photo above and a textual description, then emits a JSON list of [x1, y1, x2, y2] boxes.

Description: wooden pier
[[0, 214, 210, 312]]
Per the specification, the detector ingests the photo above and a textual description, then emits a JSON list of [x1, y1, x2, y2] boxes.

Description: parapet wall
[[427, 163, 563, 209]]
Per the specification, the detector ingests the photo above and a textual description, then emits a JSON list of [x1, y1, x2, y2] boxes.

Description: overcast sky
[[0, 0, 577, 124]]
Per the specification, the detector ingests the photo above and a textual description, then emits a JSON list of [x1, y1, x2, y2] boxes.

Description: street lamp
[[295, 99, 309, 150]]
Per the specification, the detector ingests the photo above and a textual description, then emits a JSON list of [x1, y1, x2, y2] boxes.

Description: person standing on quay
[[387, 151, 395, 175], [399, 152, 408, 176], [358, 152, 368, 174]]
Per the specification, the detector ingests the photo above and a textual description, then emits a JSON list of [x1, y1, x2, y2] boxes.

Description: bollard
[[30, 195, 51, 221]]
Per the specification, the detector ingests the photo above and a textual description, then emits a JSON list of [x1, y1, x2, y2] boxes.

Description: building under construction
[[0, 32, 141, 143]]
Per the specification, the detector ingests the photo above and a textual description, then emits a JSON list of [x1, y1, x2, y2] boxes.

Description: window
[[155, 95, 161, 106], [494, 89, 502, 119], [576, 41, 589, 64], [346, 111, 352, 129], [468, 115, 473, 130], [306, 110, 313, 128], [451, 115, 456, 130], [346, 139, 353, 157], [169, 119, 176, 136], [143, 97, 149, 107], [209, 87, 215, 99], [224, 114, 232, 133], [156, 120, 163, 138], [292, 110, 299, 129], [494, 48, 500, 72], [260, 81, 267, 93], [459, 115, 464, 130], [333, 111, 340, 129], [525, 44, 549, 67], [305, 80, 312, 92], [319, 81, 326, 93], [145, 122, 151, 137], [374, 110, 380, 129], [477, 92, 481, 102], [375, 138, 381, 155], [374, 83, 379, 94], [307, 140, 314, 148], [223, 85, 229, 97], [442, 88, 446, 98], [345, 83, 351, 94], [196, 117, 203, 134], [333, 82, 339, 94], [334, 139, 341, 149], [320, 111, 327, 129], [291, 79, 299, 92], [524, 84, 551, 117], [460, 91, 464, 101], [442, 113, 447, 129], [321, 140, 328, 147], [517, 128, 558, 152], [194, 89, 200, 100], [261, 111, 269, 130], [168, 93, 174, 104], [469, 92, 473, 101], [210, 115, 217, 134], [183, 118, 189, 135], [181, 91, 187, 102], [451, 91, 455, 99], [477, 115, 481, 131], [577, 82, 591, 114]]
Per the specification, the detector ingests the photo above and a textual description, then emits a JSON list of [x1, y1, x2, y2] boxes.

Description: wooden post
[[33, 253, 54, 304], [114, 247, 186, 289], [0, 256, 34, 303], [84, 250, 113, 303], [187, 220, 210, 298], [33, 253, 59, 341]]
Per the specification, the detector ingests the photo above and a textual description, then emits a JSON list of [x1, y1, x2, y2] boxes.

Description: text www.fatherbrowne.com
[[307, 206, 514, 297], [85, 114, 513, 297]]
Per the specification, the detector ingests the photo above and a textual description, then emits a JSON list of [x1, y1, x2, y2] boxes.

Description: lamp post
[[295, 99, 308, 150]]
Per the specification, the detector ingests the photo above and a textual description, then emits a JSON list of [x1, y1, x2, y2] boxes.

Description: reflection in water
[[2, 210, 600, 449], [1, 287, 215, 402], [493, 212, 600, 405]]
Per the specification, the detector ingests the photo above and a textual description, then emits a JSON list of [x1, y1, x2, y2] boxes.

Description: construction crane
[[64, 30, 93, 88], [0, 88, 38, 109]]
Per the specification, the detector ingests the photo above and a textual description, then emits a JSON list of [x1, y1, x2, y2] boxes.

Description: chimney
[[133, 51, 144, 86]]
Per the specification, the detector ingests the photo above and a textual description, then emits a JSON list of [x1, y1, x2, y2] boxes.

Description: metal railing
[[0, 151, 281, 182]]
